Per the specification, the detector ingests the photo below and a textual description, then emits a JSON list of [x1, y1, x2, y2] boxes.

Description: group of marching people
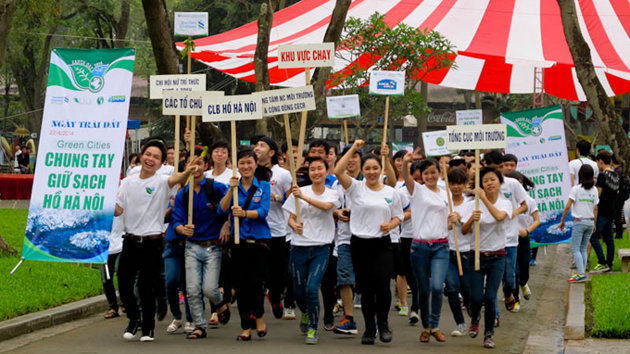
[[108, 133, 541, 349]]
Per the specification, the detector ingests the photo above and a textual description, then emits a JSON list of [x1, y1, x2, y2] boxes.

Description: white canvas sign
[[369, 71, 405, 96], [150, 74, 206, 99], [326, 94, 360, 119], [277, 43, 335, 68], [174, 12, 208, 37], [162, 91, 223, 116], [256, 86, 316, 117], [446, 124, 507, 150], [456, 109, 483, 126], [202, 94, 263, 122]]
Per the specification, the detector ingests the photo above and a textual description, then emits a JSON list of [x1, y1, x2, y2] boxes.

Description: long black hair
[[578, 164, 595, 190], [507, 171, 535, 191]]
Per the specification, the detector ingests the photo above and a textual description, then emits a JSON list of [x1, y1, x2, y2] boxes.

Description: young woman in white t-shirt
[[400, 154, 450, 343], [333, 140, 403, 345], [283, 157, 341, 344], [560, 164, 599, 282], [461, 166, 512, 349]]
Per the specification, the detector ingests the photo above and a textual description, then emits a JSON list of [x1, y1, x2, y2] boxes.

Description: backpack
[[182, 179, 225, 223], [618, 172, 630, 203]]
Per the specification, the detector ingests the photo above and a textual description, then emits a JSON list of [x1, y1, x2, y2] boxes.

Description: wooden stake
[[296, 67, 311, 170], [474, 149, 480, 271], [283, 114, 301, 223], [174, 115, 180, 173], [343, 119, 349, 146], [443, 163, 463, 276], [187, 116, 196, 225], [231, 120, 240, 244], [380, 96, 390, 181], [186, 46, 192, 151]]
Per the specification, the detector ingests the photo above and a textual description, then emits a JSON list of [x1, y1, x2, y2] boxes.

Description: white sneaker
[[451, 323, 467, 337], [522, 284, 532, 300], [184, 322, 194, 333], [283, 307, 296, 320], [166, 319, 181, 333], [408, 311, 419, 325], [140, 330, 154, 342], [353, 294, 362, 309]]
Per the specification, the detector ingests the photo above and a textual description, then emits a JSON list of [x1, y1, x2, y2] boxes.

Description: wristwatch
[[274, 194, 281, 202]]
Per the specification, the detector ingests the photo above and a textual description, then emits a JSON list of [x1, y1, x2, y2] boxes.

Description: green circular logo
[[89, 76, 104, 93], [436, 137, 445, 147], [97, 97, 104, 105]]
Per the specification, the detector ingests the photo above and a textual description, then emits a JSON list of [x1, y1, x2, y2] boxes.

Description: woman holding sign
[[333, 140, 403, 345], [461, 167, 512, 349], [219, 148, 272, 341]]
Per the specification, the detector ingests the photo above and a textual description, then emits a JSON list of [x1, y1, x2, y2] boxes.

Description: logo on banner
[[69, 60, 109, 93], [108, 95, 126, 103], [51, 96, 69, 104], [513, 116, 543, 137], [377, 79, 397, 90], [436, 137, 445, 147]]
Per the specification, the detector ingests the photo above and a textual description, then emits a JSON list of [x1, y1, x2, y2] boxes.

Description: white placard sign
[[326, 94, 361, 119], [456, 109, 483, 126], [277, 43, 335, 69], [422, 130, 456, 157], [446, 124, 507, 150], [256, 86, 316, 117], [150, 74, 206, 99], [202, 94, 263, 122], [369, 71, 406, 96], [162, 91, 223, 116], [174, 12, 208, 37]]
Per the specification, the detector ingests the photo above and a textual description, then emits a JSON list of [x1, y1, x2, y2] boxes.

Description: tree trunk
[[253, 1, 278, 136], [417, 82, 428, 151], [0, 233, 16, 256], [141, 0, 179, 75], [557, 0, 630, 173], [114, 0, 131, 48], [0, 0, 16, 69]]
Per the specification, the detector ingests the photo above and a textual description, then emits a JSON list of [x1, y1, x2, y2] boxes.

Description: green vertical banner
[[22, 48, 135, 263], [501, 105, 571, 247]]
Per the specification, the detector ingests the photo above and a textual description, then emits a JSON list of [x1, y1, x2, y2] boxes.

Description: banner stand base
[[10, 257, 25, 275]]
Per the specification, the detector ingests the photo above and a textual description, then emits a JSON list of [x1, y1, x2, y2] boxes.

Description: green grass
[[590, 273, 630, 338], [588, 236, 630, 272], [0, 209, 104, 321]]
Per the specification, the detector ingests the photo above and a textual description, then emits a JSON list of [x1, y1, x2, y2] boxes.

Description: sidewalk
[[0, 200, 30, 209]]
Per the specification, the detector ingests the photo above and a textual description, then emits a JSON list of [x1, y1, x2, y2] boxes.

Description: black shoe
[[218, 306, 231, 325], [157, 299, 167, 322], [271, 302, 283, 319], [140, 329, 155, 342], [378, 323, 392, 343], [123, 319, 141, 340], [361, 331, 376, 345]]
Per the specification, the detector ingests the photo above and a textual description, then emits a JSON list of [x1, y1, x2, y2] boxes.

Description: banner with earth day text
[[22, 48, 135, 263], [501, 105, 572, 246]]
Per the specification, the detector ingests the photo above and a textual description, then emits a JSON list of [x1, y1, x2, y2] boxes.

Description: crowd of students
[[105, 133, 619, 349]]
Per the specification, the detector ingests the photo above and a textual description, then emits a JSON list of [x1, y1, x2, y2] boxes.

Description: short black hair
[[483, 150, 504, 166], [167, 145, 175, 151], [418, 158, 439, 174], [410, 161, 423, 176], [576, 139, 591, 156], [281, 139, 299, 154], [479, 166, 504, 184], [447, 168, 467, 184], [504, 154, 518, 165], [596, 151, 612, 165], [361, 153, 381, 169], [211, 140, 229, 153], [449, 158, 466, 168], [306, 156, 329, 170], [141, 136, 168, 163], [393, 150, 407, 161], [309, 139, 329, 152]]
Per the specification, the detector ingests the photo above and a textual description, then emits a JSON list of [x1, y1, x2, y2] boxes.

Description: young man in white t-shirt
[[569, 140, 598, 186], [115, 138, 199, 342]]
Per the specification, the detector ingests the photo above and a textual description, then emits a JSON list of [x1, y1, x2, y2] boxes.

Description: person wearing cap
[[254, 136, 296, 320], [115, 137, 200, 342]]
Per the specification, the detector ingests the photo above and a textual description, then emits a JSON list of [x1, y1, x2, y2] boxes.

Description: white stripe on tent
[[435, 0, 491, 52]]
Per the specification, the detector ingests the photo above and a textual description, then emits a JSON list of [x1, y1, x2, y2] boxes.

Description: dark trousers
[[118, 238, 163, 332], [233, 241, 269, 330], [284, 241, 295, 307], [351, 235, 393, 334], [267, 237, 289, 305], [614, 203, 624, 239], [591, 215, 615, 268], [320, 245, 337, 325], [445, 251, 471, 325], [400, 238, 419, 312], [470, 253, 505, 338], [515, 236, 531, 302], [164, 240, 192, 322], [100, 253, 120, 311]]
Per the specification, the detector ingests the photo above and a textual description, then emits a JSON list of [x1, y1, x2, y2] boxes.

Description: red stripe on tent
[[417, 0, 457, 31], [610, 0, 630, 41], [463, 0, 516, 58], [579, 0, 629, 72], [540, 0, 573, 66], [544, 65, 579, 101], [605, 72, 630, 96], [190, 51, 230, 63], [474, 56, 512, 93], [383, 0, 424, 27]]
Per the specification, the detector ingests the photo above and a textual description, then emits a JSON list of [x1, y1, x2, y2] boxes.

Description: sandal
[[419, 329, 431, 343], [186, 327, 207, 339], [208, 313, 219, 328], [104, 309, 119, 319], [218, 305, 231, 325], [431, 329, 446, 342], [505, 295, 516, 311], [167, 319, 181, 333]]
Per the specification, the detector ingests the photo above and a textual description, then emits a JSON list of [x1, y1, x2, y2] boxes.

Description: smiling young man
[[115, 138, 199, 342]]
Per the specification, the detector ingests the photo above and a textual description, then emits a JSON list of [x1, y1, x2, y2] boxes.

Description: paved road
[[5, 247, 560, 354]]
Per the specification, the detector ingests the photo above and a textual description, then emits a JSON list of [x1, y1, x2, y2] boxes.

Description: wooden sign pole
[[186, 46, 192, 149], [343, 120, 349, 146], [187, 115, 196, 225], [283, 114, 301, 223], [174, 115, 180, 173], [443, 163, 463, 276], [474, 149, 480, 270], [296, 67, 311, 170], [380, 96, 390, 181], [231, 120, 240, 244]]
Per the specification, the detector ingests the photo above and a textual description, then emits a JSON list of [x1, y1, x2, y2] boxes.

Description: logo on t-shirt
[[271, 179, 276, 186], [384, 197, 392, 204], [145, 187, 155, 195], [253, 188, 263, 203], [503, 192, 512, 200]]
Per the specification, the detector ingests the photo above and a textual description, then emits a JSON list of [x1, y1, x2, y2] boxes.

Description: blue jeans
[[410, 241, 449, 329], [291, 245, 330, 330], [470, 254, 505, 338], [572, 220, 594, 275], [164, 241, 192, 322], [496, 246, 517, 316], [591, 215, 614, 268], [445, 251, 471, 325], [185, 242, 223, 329]]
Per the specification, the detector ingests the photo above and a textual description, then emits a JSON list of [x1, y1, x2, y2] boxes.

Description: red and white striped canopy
[[177, 0, 630, 101]]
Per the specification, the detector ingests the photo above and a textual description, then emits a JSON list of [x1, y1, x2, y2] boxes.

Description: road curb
[[564, 282, 585, 340], [0, 295, 108, 342]]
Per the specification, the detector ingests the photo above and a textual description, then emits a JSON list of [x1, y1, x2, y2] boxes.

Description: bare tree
[[0, 0, 16, 68]]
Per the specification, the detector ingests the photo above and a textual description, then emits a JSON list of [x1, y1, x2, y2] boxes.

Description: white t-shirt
[[283, 185, 340, 246], [389, 188, 410, 243], [500, 176, 528, 247], [109, 216, 124, 254], [449, 198, 474, 252], [398, 185, 414, 239], [116, 173, 172, 236], [333, 180, 352, 246], [345, 179, 404, 239], [268, 164, 293, 237], [517, 196, 539, 232], [569, 184, 599, 219], [569, 158, 599, 186], [128, 164, 174, 177], [409, 182, 449, 241], [462, 197, 513, 252], [437, 178, 446, 191], [205, 168, 239, 184]]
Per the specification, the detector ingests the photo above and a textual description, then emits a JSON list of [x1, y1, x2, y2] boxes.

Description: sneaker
[[333, 317, 358, 335], [568, 274, 587, 283], [300, 313, 308, 334], [378, 323, 393, 343], [361, 331, 376, 345], [522, 284, 532, 300], [305, 329, 318, 345], [408, 311, 419, 325], [123, 319, 141, 340], [324, 322, 334, 331], [530, 259, 536, 266], [398, 305, 409, 316], [140, 330, 155, 342], [451, 323, 467, 337], [283, 307, 296, 320], [591, 264, 610, 272], [483, 335, 495, 348], [468, 323, 479, 338], [354, 294, 362, 309], [510, 302, 520, 313], [184, 322, 194, 333], [333, 300, 343, 315], [394, 299, 401, 311]]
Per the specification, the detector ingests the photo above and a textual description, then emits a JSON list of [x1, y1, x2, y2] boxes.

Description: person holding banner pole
[[219, 148, 272, 341], [461, 167, 512, 349], [334, 140, 403, 345], [400, 155, 450, 343], [115, 139, 200, 342]]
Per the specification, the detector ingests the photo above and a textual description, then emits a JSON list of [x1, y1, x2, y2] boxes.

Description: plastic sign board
[[422, 130, 456, 157], [456, 109, 483, 126], [162, 91, 223, 116], [256, 86, 316, 117], [174, 12, 208, 37], [202, 94, 263, 122], [150, 74, 206, 99], [446, 124, 507, 150], [326, 94, 361, 119], [369, 71, 405, 96], [277, 43, 335, 69]]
